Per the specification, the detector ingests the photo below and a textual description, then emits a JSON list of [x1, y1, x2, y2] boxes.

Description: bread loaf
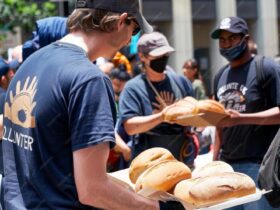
[[163, 97, 197, 121], [192, 161, 234, 178], [129, 147, 175, 183], [174, 172, 256, 207], [194, 99, 226, 114], [135, 160, 191, 192]]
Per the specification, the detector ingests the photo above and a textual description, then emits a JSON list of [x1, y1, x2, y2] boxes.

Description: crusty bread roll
[[174, 172, 256, 207], [135, 160, 191, 192], [194, 99, 226, 114], [163, 97, 198, 121], [175, 96, 198, 107], [129, 147, 175, 184], [192, 161, 234, 178]]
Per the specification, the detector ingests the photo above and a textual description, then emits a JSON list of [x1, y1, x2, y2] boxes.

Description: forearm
[[84, 175, 159, 210], [114, 132, 131, 161], [74, 144, 159, 210], [213, 127, 222, 160], [124, 112, 163, 135], [238, 107, 280, 125]]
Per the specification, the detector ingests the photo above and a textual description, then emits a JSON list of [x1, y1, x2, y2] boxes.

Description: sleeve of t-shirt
[[118, 84, 143, 124], [68, 76, 116, 151], [179, 75, 194, 97], [263, 58, 280, 106]]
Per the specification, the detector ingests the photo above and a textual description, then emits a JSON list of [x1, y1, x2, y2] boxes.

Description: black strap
[[213, 64, 229, 97], [255, 55, 265, 88]]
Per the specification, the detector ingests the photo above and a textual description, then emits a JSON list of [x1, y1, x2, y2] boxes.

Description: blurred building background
[[1, 0, 280, 95], [52, 0, 280, 96]]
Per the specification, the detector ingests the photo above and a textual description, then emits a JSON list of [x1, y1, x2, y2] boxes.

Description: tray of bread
[[162, 97, 228, 127], [109, 147, 268, 210]]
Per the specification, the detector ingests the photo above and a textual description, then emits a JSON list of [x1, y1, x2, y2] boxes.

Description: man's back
[[3, 42, 116, 209]]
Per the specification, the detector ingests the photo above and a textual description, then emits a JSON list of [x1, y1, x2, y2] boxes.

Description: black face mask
[[149, 55, 169, 73]]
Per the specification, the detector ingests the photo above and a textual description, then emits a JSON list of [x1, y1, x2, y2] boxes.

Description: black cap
[[211, 17, 248, 39], [75, 0, 153, 34]]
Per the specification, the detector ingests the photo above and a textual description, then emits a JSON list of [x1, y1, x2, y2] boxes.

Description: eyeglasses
[[125, 17, 141, 36]]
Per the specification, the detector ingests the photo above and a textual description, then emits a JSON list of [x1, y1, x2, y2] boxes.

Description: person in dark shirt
[[211, 16, 280, 210], [2, 0, 185, 210], [119, 32, 196, 168]]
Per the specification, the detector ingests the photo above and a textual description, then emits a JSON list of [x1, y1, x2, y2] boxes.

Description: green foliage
[[0, 0, 57, 32]]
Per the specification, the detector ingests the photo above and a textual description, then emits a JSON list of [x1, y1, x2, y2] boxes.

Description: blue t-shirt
[[0, 89, 5, 175], [119, 72, 194, 163], [214, 56, 280, 162], [2, 42, 116, 210]]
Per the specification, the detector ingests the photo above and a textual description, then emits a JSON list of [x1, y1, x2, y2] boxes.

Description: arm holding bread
[[123, 105, 175, 135], [218, 106, 280, 127], [74, 143, 184, 210]]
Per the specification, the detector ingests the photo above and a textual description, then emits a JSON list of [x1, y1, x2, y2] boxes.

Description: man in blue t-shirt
[[2, 1, 184, 210], [212, 16, 280, 210], [119, 32, 195, 167]]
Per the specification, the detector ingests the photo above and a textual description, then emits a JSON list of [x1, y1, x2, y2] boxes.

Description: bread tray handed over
[[108, 169, 269, 210], [174, 111, 229, 127]]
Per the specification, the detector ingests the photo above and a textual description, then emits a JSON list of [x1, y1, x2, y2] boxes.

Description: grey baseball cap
[[75, 0, 153, 34], [137, 32, 175, 56]]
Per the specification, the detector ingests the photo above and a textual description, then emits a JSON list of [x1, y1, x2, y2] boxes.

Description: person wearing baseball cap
[[1, 1, 185, 210], [118, 32, 195, 170], [211, 17, 280, 210]]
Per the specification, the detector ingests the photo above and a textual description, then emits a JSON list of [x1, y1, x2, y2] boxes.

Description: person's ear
[[138, 52, 146, 61], [117, 13, 128, 32], [244, 34, 250, 42]]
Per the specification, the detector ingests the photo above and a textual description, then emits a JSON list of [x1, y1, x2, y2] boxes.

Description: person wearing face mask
[[211, 16, 280, 210], [118, 32, 196, 168]]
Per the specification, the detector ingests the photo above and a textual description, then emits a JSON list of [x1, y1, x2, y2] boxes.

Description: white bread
[[129, 147, 175, 184], [163, 97, 198, 121], [194, 99, 226, 114], [192, 161, 234, 178], [174, 172, 256, 207], [135, 160, 191, 192]]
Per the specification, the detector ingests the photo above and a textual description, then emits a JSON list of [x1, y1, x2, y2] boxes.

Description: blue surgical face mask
[[219, 37, 247, 61]]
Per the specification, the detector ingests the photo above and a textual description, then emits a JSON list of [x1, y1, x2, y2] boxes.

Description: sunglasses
[[125, 17, 141, 36]]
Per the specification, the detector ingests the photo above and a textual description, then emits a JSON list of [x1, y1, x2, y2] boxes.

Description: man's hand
[[217, 109, 241, 127]]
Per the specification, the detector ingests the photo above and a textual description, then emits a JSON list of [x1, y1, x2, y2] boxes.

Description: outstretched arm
[[218, 107, 280, 127], [73, 142, 159, 210]]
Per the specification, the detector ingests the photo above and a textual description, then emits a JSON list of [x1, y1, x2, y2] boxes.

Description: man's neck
[[59, 31, 113, 62], [145, 67, 166, 82], [230, 50, 253, 68]]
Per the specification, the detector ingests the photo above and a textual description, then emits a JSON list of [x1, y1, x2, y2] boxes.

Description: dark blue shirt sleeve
[[69, 76, 116, 151]]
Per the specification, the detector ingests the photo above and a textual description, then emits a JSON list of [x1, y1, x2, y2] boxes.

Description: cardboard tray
[[109, 169, 268, 210], [174, 111, 229, 127]]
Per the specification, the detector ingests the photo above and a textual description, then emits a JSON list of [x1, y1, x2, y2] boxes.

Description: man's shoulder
[[125, 74, 145, 87]]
